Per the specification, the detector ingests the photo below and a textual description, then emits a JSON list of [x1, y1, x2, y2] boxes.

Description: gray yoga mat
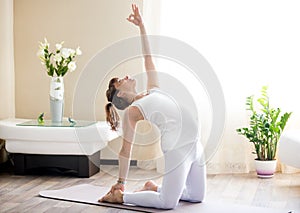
[[39, 184, 289, 213]]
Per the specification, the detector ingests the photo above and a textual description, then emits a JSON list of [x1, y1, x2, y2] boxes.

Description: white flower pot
[[254, 159, 277, 178], [50, 76, 64, 123]]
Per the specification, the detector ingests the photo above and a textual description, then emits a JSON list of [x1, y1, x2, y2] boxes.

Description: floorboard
[[0, 162, 299, 213]]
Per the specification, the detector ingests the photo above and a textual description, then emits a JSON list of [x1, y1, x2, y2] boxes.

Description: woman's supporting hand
[[110, 182, 125, 193], [98, 182, 124, 203], [98, 189, 124, 203], [127, 4, 143, 27]]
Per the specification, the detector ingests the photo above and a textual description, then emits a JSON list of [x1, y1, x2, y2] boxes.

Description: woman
[[99, 4, 206, 209]]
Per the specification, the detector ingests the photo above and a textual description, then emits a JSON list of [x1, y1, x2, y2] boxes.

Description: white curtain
[[0, 0, 15, 119], [143, 0, 300, 174]]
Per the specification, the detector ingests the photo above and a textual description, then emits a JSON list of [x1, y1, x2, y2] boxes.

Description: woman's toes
[[134, 180, 158, 192]]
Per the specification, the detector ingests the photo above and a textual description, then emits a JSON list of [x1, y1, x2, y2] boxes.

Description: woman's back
[[132, 88, 200, 152]]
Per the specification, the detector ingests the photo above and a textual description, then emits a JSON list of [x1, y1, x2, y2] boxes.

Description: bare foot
[[135, 180, 158, 192], [98, 189, 123, 203]]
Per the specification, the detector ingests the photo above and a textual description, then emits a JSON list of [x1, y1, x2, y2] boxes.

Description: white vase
[[50, 76, 64, 123], [254, 159, 277, 178]]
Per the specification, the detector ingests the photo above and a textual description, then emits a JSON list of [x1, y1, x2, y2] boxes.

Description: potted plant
[[37, 38, 82, 123], [236, 86, 292, 178]]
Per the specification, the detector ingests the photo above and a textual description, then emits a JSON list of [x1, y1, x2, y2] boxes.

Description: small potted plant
[[37, 38, 82, 123], [236, 86, 292, 178]]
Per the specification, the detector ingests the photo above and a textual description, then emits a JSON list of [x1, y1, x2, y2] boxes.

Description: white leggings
[[123, 142, 206, 209]]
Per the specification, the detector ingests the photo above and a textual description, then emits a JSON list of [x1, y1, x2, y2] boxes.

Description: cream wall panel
[[0, 0, 15, 119]]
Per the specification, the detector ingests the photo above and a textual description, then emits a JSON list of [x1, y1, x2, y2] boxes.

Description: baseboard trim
[[100, 159, 137, 166]]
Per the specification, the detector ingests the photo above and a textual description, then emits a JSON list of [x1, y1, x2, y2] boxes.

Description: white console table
[[0, 118, 119, 177]]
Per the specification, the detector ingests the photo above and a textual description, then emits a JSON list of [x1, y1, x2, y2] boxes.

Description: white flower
[[69, 48, 75, 57], [68, 61, 76, 72], [37, 49, 44, 57], [61, 48, 71, 58], [76, 47, 82, 55], [55, 42, 63, 50], [37, 49, 46, 64], [39, 38, 49, 49], [44, 38, 49, 44], [53, 53, 62, 62]]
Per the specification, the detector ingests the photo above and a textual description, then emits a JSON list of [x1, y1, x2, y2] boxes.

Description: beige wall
[[13, 0, 162, 162], [0, 0, 15, 119], [14, 0, 143, 120]]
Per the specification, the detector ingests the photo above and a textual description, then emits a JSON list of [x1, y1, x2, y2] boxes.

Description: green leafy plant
[[37, 112, 45, 125], [236, 86, 292, 161]]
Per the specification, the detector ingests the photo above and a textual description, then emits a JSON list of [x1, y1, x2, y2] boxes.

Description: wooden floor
[[0, 162, 299, 213]]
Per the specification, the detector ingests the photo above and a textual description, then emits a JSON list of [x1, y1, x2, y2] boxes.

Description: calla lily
[[68, 61, 76, 72], [76, 47, 82, 55], [55, 43, 63, 50], [53, 53, 62, 62], [69, 48, 76, 57], [61, 48, 71, 58]]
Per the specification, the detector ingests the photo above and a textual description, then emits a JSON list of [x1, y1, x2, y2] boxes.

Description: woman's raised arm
[[127, 4, 159, 90]]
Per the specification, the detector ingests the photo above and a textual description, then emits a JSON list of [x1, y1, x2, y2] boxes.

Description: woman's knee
[[160, 200, 179, 209], [157, 195, 180, 209], [189, 190, 205, 203]]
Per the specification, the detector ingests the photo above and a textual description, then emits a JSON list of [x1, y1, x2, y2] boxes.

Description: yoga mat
[[39, 184, 290, 213]]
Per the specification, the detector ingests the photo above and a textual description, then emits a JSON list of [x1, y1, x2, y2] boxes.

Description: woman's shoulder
[[149, 86, 160, 93], [126, 105, 144, 121]]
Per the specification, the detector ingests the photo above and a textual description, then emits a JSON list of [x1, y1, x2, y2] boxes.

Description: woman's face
[[115, 75, 136, 92]]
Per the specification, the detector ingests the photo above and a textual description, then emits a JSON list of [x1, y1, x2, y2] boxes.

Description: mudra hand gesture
[[127, 4, 143, 27]]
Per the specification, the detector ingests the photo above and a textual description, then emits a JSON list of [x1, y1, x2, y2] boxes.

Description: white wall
[[157, 0, 300, 173], [159, 0, 300, 127]]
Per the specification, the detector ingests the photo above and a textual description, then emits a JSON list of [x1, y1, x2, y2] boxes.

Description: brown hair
[[105, 78, 131, 131]]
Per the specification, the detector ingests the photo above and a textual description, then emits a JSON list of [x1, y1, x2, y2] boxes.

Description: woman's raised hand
[[127, 4, 143, 27]]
